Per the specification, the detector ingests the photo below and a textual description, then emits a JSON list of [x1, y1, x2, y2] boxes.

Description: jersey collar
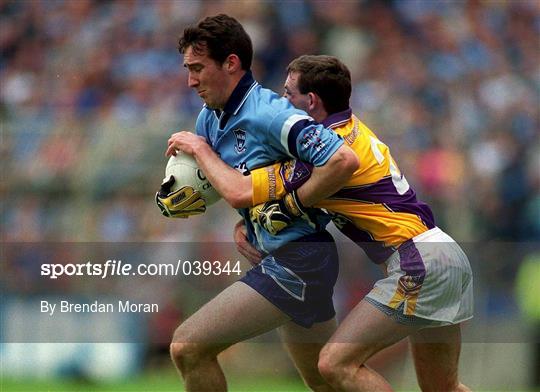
[[222, 70, 257, 115], [322, 108, 352, 129]]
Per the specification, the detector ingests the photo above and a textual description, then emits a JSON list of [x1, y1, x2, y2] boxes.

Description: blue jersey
[[195, 71, 344, 252]]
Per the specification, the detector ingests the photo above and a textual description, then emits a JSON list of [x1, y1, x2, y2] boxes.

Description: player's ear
[[225, 54, 241, 73], [307, 92, 319, 111]]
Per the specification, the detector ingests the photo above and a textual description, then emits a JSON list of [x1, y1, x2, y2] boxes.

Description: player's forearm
[[296, 144, 358, 207], [191, 143, 252, 208]]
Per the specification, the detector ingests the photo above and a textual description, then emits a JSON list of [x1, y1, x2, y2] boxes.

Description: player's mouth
[[197, 90, 206, 96]]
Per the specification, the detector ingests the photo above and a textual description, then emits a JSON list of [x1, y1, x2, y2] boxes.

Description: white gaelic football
[[165, 153, 221, 206]]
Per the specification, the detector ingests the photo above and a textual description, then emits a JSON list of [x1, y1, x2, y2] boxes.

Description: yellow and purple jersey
[[252, 108, 435, 263]]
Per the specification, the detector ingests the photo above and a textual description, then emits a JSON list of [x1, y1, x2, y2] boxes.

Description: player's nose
[[188, 74, 199, 88]]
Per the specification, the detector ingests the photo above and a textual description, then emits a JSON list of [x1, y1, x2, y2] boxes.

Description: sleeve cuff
[[251, 163, 287, 205]]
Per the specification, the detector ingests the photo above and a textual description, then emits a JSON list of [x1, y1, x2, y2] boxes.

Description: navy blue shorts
[[240, 231, 339, 328]]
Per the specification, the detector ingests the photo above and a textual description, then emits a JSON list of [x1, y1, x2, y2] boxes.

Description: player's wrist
[[191, 141, 212, 159], [281, 190, 306, 217]]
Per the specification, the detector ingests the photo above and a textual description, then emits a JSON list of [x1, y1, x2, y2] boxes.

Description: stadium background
[[1, 0, 539, 391]]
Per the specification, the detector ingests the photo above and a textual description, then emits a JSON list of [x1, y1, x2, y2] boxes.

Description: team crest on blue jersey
[[233, 129, 247, 153]]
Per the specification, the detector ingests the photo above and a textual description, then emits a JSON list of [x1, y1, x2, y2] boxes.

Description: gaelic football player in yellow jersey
[[240, 55, 473, 391]]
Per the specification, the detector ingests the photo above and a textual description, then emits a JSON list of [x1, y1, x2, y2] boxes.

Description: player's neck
[[311, 107, 328, 124], [220, 70, 247, 110]]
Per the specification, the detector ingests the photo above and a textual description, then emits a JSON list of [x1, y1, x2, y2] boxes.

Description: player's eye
[[186, 64, 203, 73]]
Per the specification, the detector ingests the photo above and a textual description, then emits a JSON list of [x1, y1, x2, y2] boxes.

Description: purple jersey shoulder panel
[[330, 176, 436, 229]]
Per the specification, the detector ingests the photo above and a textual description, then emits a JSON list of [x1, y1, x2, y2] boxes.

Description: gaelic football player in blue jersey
[[156, 15, 358, 391], [180, 54, 473, 391]]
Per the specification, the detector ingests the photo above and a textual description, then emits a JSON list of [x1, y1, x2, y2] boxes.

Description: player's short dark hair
[[287, 55, 351, 114], [178, 14, 253, 70]]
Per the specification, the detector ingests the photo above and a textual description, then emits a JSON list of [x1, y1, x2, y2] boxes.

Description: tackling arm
[[294, 144, 358, 207], [248, 144, 358, 235], [250, 144, 358, 207], [252, 111, 358, 209]]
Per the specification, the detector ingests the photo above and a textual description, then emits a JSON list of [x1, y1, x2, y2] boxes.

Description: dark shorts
[[240, 231, 339, 328]]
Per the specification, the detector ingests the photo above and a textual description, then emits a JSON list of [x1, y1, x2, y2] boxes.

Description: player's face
[[283, 72, 311, 114], [183, 46, 230, 109]]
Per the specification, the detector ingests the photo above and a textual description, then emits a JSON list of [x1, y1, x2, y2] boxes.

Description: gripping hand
[[155, 175, 206, 218], [249, 191, 306, 235]]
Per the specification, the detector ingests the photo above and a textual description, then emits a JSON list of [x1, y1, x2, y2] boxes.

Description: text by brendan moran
[[41, 300, 158, 316]]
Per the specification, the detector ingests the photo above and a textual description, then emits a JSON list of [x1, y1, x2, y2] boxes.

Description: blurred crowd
[[2, 0, 539, 244]]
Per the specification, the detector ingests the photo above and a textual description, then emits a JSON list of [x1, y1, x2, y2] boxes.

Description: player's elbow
[[335, 145, 359, 177]]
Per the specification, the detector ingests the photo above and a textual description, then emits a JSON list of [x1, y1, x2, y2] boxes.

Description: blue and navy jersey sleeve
[[267, 109, 344, 167]]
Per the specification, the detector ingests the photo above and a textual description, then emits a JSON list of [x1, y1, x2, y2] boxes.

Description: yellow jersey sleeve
[[251, 163, 287, 205]]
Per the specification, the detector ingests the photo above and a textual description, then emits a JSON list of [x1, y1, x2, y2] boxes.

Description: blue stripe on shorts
[[240, 230, 338, 328]]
